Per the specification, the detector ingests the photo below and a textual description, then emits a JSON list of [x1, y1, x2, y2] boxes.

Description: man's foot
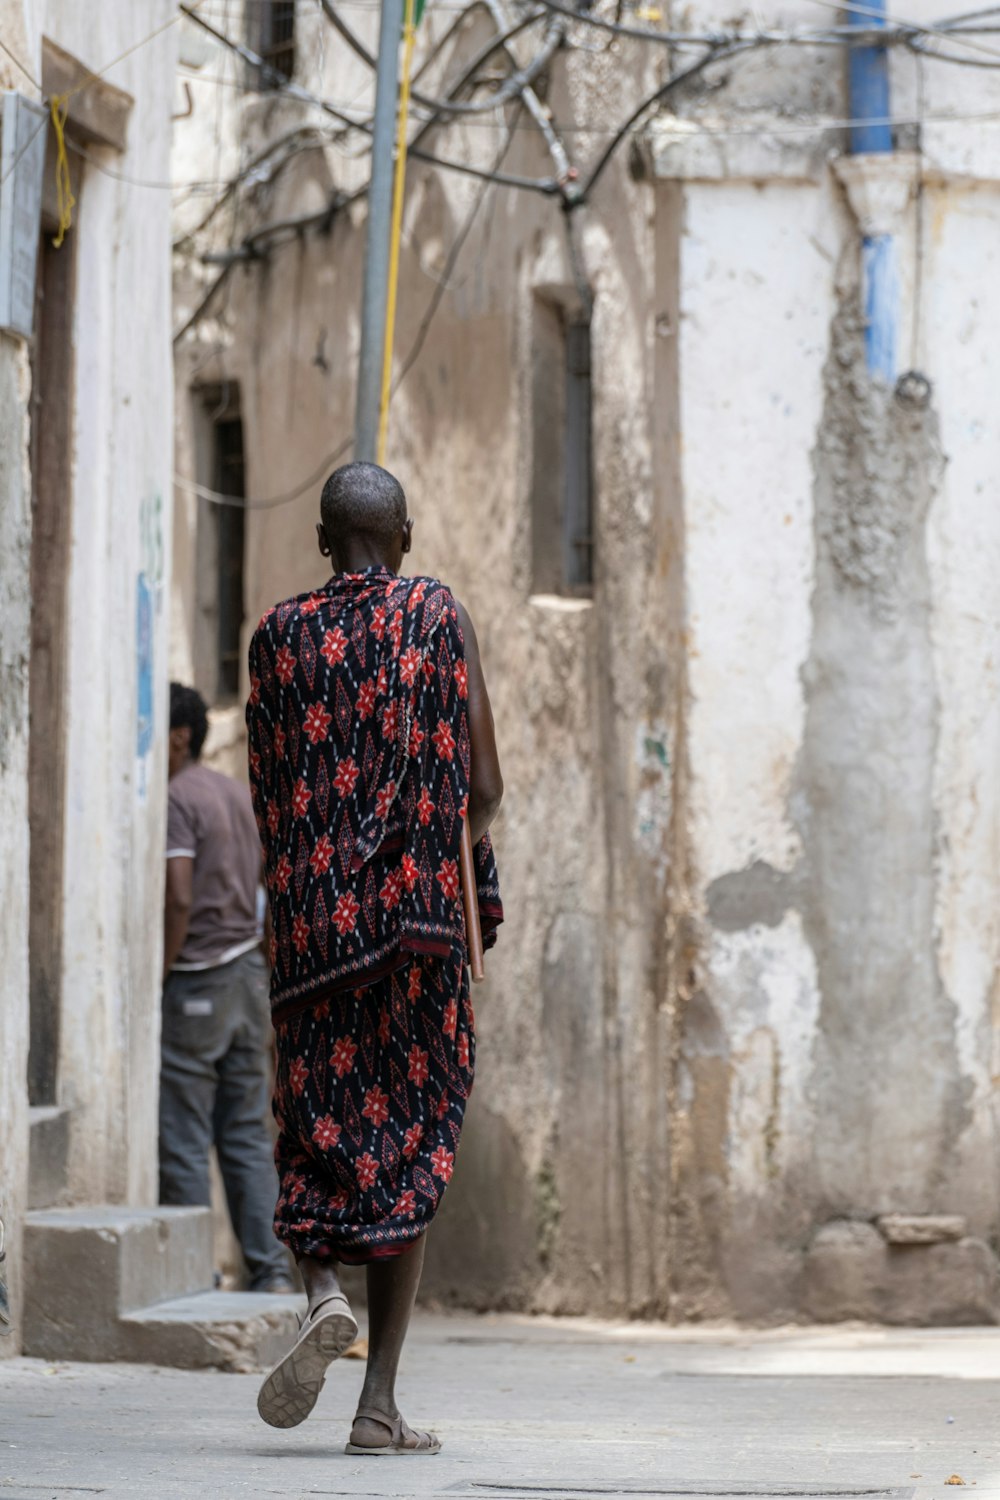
[[346, 1406, 442, 1456], [256, 1291, 358, 1429]]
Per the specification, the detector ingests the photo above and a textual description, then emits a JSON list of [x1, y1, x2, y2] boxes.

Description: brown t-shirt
[[166, 762, 262, 970]]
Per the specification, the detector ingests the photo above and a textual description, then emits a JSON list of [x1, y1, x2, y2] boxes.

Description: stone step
[[120, 1291, 303, 1372], [23, 1205, 214, 1361], [27, 1106, 71, 1210]]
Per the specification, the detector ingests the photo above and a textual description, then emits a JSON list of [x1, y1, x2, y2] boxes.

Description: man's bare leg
[[299, 1254, 343, 1316], [256, 1252, 356, 1428], [349, 1236, 438, 1450]]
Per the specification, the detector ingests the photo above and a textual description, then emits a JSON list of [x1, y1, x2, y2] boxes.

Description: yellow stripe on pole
[[377, 0, 418, 467]]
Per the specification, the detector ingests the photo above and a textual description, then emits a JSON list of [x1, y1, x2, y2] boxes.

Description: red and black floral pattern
[[272, 942, 473, 1262], [247, 566, 501, 1262], [247, 567, 501, 1025]]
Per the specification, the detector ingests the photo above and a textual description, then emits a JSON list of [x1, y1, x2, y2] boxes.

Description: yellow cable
[[49, 95, 76, 248], [377, 0, 418, 467], [44, 1, 210, 250]]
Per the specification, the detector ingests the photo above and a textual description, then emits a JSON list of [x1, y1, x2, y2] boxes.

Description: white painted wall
[[0, 338, 33, 1358], [925, 182, 1000, 1235], [44, 0, 177, 1206], [0, 1, 177, 1351]]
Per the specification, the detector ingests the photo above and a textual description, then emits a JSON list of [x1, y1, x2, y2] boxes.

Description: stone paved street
[[2, 1314, 1000, 1499]]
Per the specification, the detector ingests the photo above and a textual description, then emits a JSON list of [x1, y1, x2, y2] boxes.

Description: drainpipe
[[846, 0, 896, 381]]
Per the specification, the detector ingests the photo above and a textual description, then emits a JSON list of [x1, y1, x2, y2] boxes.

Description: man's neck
[[335, 540, 397, 576]]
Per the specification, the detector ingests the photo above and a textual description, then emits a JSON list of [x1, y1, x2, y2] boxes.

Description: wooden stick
[[459, 815, 486, 983]]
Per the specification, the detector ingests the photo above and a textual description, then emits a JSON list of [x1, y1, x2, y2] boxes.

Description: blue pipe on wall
[[848, 0, 896, 380], [848, 0, 891, 154]]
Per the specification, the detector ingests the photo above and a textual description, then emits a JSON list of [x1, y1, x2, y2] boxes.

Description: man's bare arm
[[454, 598, 503, 846], [163, 856, 194, 981]]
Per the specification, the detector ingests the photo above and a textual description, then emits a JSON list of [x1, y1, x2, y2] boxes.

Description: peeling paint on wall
[[799, 290, 965, 1218]]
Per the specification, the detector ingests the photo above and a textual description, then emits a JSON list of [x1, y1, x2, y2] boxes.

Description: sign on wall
[[0, 91, 48, 340]]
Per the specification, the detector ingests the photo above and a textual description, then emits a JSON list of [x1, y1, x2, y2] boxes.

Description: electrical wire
[[66, 136, 237, 191], [318, 0, 564, 117], [0, 110, 48, 190], [174, 103, 523, 508], [799, 0, 1000, 64], [173, 0, 1000, 337], [393, 103, 523, 396], [173, 259, 238, 343], [179, 3, 370, 129], [533, 0, 743, 45], [174, 436, 353, 509], [0, 34, 42, 91], [1, 2, 214, 190], [580, 37, 765, 200], [173, 126, 343, 241], [75, 1, 211, 94], [181, 0, 559, 197]]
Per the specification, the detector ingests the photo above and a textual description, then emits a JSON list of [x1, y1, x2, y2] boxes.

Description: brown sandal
[[346, 1406, 442, 1456], [256, 1292, 358, 1429]]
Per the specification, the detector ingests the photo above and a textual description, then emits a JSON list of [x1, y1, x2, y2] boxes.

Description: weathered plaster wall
[[673, 176, 834, 1317], [172, 2, 1000, 1321], [0, 1, 177, 1292], [51, 0, 177, 1207], [0, 0, 43, 1361], [923, 182, 1000, 1235], [173, 2, 683, 1317], [0, 333, 33, 1356], [666, 140, 1000, 1318]]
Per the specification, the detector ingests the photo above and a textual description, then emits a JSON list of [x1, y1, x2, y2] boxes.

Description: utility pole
[[354, 0, 405, 462]]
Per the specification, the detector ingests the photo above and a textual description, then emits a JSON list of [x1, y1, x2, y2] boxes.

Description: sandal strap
[[299, 1291, 351, 1330], [353, 1408, 438, 1450], [353, 1407, 399, 1435]]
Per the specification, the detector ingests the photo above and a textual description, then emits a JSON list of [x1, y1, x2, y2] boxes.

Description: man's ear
[[401, 518, 413, 555], [317, 522, 331, 557]]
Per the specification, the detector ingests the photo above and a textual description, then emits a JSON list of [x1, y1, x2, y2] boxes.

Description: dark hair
[[320, 461, 407, 546], [170, 682, 209, 760]]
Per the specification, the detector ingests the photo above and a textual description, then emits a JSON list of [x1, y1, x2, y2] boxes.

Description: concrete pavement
[[1, 1314, 999, 1499]]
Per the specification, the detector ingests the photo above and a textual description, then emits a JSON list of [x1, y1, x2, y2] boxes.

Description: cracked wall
[[799, 295, 961, 1220], [675, 163, 1000, 1321]]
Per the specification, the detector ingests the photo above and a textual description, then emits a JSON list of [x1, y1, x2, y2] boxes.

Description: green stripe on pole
[[414, 0, 426, 24]]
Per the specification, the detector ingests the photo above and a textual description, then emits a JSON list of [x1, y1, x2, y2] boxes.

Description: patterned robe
[[247, 566, 502, 1261]]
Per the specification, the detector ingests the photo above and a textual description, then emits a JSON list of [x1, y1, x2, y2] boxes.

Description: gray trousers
[[159, 948, 288, 1288]]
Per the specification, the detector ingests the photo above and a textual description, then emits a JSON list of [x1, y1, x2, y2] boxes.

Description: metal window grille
[[530, 299, 595, 597], [563, 319, 594, 592], [250, 0, 296, 87], [214, 416, 246, 700]]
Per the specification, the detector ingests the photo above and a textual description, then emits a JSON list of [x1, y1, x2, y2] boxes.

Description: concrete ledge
[[120, 1291, 304, 1373], [23, 1206, 214, 1361], [644, 115, 835, 183]]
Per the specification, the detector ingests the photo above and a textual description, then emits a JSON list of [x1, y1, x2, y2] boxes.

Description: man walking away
[[161, 682, 292, 1293], [248, 462, 504, 1452]]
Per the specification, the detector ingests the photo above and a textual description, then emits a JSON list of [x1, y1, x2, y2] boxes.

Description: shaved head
[[320, 462, 407, 547]]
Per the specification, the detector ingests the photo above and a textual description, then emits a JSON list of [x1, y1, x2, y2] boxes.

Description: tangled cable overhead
[[173, 0, 1000, 346], [318, 0, 566, 115]]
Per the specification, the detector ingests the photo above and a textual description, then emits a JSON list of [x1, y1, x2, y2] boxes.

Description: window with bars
[[213, 412, 247, 701], [530, 296, 594, 596], [248, 0, 296, 87]]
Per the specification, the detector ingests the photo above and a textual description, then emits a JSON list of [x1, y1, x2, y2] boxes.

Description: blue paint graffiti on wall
[[135, 492, 163, 802], [136, 570, 154, 760]]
